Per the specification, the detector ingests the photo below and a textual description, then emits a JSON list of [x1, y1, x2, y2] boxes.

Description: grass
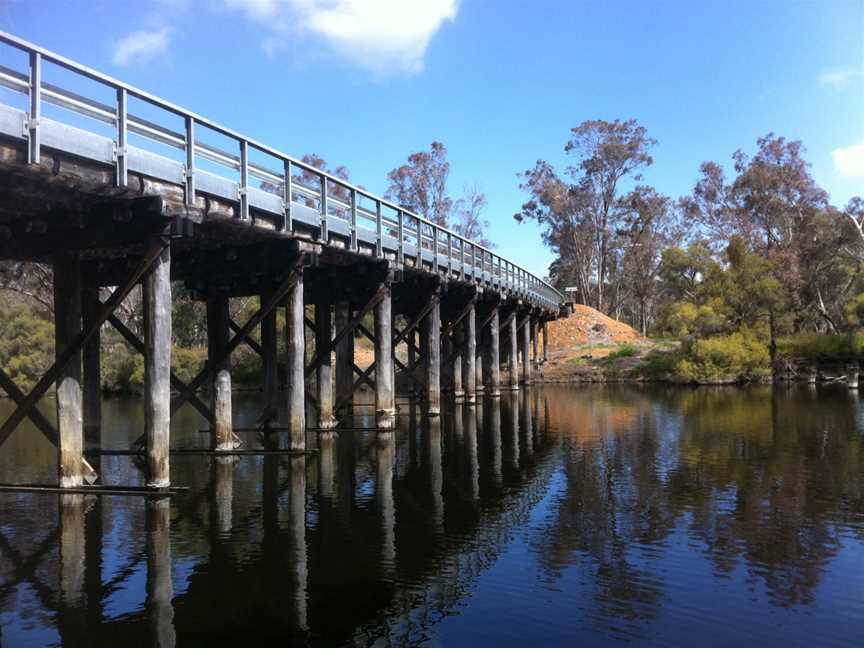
[[606, 344, 638, 360]]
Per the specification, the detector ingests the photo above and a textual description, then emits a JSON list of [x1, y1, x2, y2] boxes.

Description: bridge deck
[[0, 31, 562, 312]]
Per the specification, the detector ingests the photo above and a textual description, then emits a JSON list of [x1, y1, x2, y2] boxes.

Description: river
[[0, 385, 862, 646]]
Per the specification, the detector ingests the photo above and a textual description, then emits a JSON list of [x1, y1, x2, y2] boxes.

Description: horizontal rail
[[0, 30, 564, 310]]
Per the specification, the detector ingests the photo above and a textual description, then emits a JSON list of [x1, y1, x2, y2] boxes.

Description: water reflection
[[0, 386, 862, 645]]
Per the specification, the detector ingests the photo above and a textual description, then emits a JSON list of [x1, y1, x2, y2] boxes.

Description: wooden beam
[[0, 368, 98, 484], [304, 284, 386, 380], [441, 294, 476, 339], [171, 264, 303, 415], [0, 237, 169, 449], [106, 314, 214, 424]]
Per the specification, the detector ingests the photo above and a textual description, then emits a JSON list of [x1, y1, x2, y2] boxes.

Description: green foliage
[[776, 331, 864, 360], [607, 344, 637, 360], [845, 293, 864, 328], [172, 346, 207, 384], [0, 301, 54, 392], [674, 332, 770, 383], [101, 343, 141, 392]]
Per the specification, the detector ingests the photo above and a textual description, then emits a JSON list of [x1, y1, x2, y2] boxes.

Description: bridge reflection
[[2, 384, 862, 645]]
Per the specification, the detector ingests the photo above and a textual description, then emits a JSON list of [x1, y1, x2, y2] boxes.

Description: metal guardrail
[[0, 31, 564, 311]]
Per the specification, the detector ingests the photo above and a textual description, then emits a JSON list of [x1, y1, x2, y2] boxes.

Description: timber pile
[[546, 305, 641, 353]]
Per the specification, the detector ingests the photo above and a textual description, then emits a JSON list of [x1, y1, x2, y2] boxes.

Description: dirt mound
[[546, 304, 641, 352]]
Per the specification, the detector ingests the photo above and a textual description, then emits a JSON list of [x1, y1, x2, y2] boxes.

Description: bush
[[0, 302, 54, 392], [607, 344, 638, 360], [674, 332, 770, 383], [776, 331, 864, 360]]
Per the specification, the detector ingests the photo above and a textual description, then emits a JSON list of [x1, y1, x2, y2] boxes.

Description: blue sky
[[0, 0, 861, 276]]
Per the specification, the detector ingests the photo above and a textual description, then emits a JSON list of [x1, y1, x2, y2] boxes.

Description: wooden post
[[207, 296, 234, 451], [508, 313, 519, 391], [143, 243, 172, 486], [476, 335, 484, 395], [462, 302, 476, 404], [542, 320, 549, 363], [287, 455, 308, 631], [54, 252, 84, 488], [315, 300, 337, 429], [81, 286, 101, 449], [319, 431, 336, 500], [521, 315, 532, 384], [376, 432, 396, 577], [484, 308, 501, 397], [425, 297, 441, 415], [59, 494, 86, 612], [334, 301, 354, 414], [374, 284, 395, 429], [424, 416, 444, 533], [505, 389, 520, 469], [464, 404, 479, 501], [286, 272, 306, 449], [407, 327, 418, 397], [488, 396, 503, 488], [260, 290, 279, 424], [145, 497, 175, 648], [848, 362, 859, 389], [452, 324, 464, 401], [520, 388, 533, 456], [531, 317, 539, 370], [213, 456, 236, 537]]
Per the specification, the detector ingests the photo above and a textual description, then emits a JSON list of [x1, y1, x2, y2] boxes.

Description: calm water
[[0, 385, 862, 646]]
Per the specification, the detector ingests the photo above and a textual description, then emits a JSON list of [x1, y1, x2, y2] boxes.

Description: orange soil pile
[[546, 304, 641, 354]]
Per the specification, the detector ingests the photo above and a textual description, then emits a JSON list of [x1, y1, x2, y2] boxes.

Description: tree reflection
[[532, 384, 864, 631]]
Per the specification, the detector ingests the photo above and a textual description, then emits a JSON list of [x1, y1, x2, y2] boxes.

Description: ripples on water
[[0, 385, 862, 646]]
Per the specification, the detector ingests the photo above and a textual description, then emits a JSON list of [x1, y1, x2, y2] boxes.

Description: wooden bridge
[[0, 32, 564, 490]]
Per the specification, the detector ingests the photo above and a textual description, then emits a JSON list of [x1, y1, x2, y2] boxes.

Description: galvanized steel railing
[[0, 31, 563, 310]]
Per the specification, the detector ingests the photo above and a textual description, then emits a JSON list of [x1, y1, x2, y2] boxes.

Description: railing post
[[350, 188, 358, 251], [320, 175, 328, 242], [447, 232, 453, 275], [116, 88, 127, 187], [239, 140, 249, 221], [184, 116, 195, 207], [432, 225, 439, 273], [283, 159, 292, 233], [27, 51, 41, 165], [375, 201, 383, 258], [397, 210, 405, 264]]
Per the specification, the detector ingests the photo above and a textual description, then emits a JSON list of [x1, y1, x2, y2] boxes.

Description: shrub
[[776, 331, 864, 360], [674, 332, 770, 383], [607, 344, 638, 360], [0, 302, 54, 392]]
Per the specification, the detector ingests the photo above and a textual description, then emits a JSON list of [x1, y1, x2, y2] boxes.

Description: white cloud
[[833, 140, 864, 177], [111, 27, 172, 67], [224, 0, 459, 75], [819, 65, 863, 90]]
